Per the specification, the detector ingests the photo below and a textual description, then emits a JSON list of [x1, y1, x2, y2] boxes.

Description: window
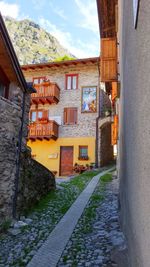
[[31, 111, 36, 122], [0, 68, 9, 99], [64, 108, 77, 125], [33, 77, 46, 84], [66, 74, 78, 90], [133, 0, 140, 28], [79, 146, 88, 160], [30, 110, 48, 122], [0, 82, 5, 97]]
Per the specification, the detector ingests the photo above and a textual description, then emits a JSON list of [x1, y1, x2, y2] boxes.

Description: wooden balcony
[[28, 120, 59, 141], [31, 82, 60, 105]]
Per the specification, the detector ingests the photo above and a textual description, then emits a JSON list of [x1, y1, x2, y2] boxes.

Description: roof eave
[[0, 13, 28, 92]]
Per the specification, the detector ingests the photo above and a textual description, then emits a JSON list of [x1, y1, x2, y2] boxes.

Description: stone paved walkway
[[27, 168, 114, 267], [58, 173, 126, 267]]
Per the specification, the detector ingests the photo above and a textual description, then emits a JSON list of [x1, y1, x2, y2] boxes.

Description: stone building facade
[[0, 97, 22, 220], [97, 0, 150, 266], [22, 58, 113, 176], [0, 14, 55, 224], [118, 1, 150, 266]]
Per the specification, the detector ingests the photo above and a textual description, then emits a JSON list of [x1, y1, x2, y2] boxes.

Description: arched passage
[[99, 120, 114, 167]]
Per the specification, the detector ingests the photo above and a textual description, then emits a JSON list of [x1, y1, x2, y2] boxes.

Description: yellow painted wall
[[28, 137, 96, 176]]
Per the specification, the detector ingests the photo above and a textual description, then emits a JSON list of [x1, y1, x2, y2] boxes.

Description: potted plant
[[104, 107, 111, 117], [78, 155, 89, 160]]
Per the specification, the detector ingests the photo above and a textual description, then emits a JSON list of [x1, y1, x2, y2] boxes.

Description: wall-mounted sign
[[133, 0, 140, 28], [48, 153, 58, 159]]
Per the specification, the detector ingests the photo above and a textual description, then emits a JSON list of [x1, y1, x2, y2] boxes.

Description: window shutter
[[100, 38, 117, 82], [112, 82, 118, 101], [111, 115, 118, 145], [74, 108, 77, 124], [64, 108, 67, 124], [69, 108, 77, 124], [64, 108, 77, 124], [69, 108, 74, 124], [112, 82, 120, 101]]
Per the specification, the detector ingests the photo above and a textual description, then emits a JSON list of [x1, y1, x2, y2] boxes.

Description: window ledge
[[63, 88, 79, 91], [63, 124, 78, 127], [78, 156, 89, 161]]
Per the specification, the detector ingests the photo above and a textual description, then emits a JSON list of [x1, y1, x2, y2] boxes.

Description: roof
[[21, 57, 99, 71], [0, 13, 35, 93], [96, 0, 117, 38]]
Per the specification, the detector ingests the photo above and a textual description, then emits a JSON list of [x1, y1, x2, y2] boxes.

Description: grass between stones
[[0, 220, 11, 236], [0, 170, 102, 267], [26, 170, 100, 215], [58, 172, 113, 267]]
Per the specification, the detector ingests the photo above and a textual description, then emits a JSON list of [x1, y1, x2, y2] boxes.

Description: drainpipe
[[95, 59, 101, 168], [12, 91, 26, 219]]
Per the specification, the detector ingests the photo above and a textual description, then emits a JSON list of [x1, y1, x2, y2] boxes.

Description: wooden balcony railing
[[31, 82, 60, 105], [28, 120, 59, 140]]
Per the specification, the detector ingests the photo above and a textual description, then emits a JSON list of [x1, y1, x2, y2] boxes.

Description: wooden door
[[60, 146, 74, 176]]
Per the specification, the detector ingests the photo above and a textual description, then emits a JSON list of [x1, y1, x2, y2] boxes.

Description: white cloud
[[39, 17, 99, 58], [31, 0, 47, 10], [0, 1, 20, 18], [53, 7, 67, 20], [49, 1, 67, 20], [32, 0, 67, 20], [74, 0, 99, 34]]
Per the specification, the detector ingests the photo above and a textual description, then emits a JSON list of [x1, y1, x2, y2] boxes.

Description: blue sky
[[0, 0, 100, 58]]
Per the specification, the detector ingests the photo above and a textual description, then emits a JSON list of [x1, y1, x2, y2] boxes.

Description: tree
[[55, 55, 75, 61]]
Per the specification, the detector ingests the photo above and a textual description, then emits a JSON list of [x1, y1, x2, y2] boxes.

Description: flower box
[[78, 156, 89, 161]]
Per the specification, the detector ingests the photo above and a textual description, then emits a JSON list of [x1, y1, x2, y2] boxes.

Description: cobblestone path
[[27, 169, 114, 267], [57, 176, 126, 267], [0, 168, 126, 267], [0, 170, 101, 267]]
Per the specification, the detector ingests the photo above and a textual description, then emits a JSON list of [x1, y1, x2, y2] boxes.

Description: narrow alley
[[0, 168, 126, 267]]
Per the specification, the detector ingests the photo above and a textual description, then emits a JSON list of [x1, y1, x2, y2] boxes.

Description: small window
[[79, 146, 89, 160], [64, 107, 77, 125], [33, 77, 46, 84], [31, 111, 36, 122], [30, 110, 47, 122], [38, 111, 43, 119], [66, 74, 78, 90], [0, 82, 5, 97]]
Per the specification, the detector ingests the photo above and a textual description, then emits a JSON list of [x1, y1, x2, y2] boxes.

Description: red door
[[60, 146, 74, 176]]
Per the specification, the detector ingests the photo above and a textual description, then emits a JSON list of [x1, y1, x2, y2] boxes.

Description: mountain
[[4, 17, 75, 65]]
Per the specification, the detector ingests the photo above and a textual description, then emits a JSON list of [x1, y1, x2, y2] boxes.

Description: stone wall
[[0, 97, 22, 221], [0, 85, 55, 223], [17, 149, 55, 215]]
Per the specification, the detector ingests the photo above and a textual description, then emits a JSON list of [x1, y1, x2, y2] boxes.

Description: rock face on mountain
[[4, 17, 74, 65]]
